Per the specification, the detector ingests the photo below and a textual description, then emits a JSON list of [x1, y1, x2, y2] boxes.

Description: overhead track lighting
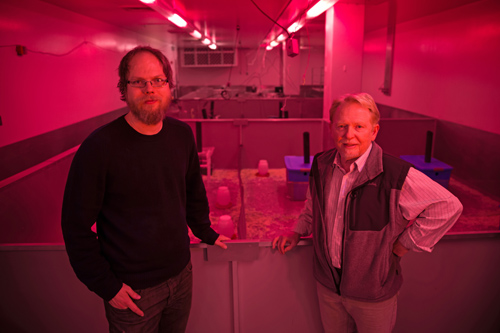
[[264, 0, 339, 51], [139, 0, 216, 48], [287, 20, 305, 34], [190, 30, 202, 39], [168, 14, 187, 28], [276, 34, 287, 43], [208, 44, 217, 50], [306, 0, 336, 19]]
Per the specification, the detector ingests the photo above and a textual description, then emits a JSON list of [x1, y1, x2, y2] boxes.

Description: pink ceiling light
[[306, 0, 337, 19], [190, 30, 202, 39], [140, 1, 216, 48], [276, 34, 287, 43], [264, 0, 338, 50], [287, 20, 305, 34], [168, 14, 187, 28]]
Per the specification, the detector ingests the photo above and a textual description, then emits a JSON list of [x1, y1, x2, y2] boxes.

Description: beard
[[127, 96, 170, 126]]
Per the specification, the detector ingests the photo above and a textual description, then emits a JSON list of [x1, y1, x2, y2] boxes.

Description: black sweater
[[62, 116, 219, 301]]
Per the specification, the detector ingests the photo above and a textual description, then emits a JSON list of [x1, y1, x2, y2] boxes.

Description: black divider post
[[303, 132, 310, 164], [425, 131, 433, 163], [196, 122, 202, 153]]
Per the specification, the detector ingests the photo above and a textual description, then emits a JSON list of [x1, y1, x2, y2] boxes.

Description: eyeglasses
[[127, 78, 168, 88]]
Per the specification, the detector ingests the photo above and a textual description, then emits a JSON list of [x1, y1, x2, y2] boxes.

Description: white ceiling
[[38, 0, 480, 49]]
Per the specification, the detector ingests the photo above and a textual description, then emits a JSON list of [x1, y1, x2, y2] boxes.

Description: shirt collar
[[333, 143, 373, 173]]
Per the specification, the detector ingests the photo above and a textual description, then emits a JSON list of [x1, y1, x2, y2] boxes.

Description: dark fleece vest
[[310, 143, 412, 302]]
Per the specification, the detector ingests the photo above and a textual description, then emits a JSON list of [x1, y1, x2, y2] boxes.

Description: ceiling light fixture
[[266, 45, 273, 51], [208, 44, 217, 50], [190, 30, 202, 39], [270, 41, 279, 47], [168, 14, 187, 28], [264, 0, 339, 50], [139, 1, 213, 47], [276, 34, 287, 43], [307, 0, 336, 19], [287, 20, 305, 34]]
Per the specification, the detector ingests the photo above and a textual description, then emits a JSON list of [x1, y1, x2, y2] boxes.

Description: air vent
[[181, 47, 237, 67]]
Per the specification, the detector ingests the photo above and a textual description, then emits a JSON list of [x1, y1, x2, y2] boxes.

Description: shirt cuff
[[293, 219, 311, 236], [397, 229, 426, 253]]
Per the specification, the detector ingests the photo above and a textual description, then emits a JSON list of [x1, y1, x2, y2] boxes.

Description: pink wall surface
[[362, 0, 500, 135], [0, 0, 177, 147]]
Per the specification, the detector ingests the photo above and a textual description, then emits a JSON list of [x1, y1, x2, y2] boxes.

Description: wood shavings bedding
[[189, 169, 499, 243]]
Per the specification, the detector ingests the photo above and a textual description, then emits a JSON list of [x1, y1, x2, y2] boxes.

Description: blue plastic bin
[[285, 156, 313, 200], [400, 155, 453, 188]]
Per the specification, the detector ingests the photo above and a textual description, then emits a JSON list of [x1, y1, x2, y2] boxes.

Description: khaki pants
[[316, 282, 398, 333]]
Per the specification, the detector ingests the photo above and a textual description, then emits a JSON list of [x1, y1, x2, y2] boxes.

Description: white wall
[[178, 47, 282, 88], [362, 0, 500, 135], [323, 3, 366, 120], [0, 0, 177, 147], [177, 44, 325, 93], [2, 235, 499, 333]]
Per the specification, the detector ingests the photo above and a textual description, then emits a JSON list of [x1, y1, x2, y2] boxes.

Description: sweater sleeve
[[184, 131, 219, 245], [61, 138, 122, 301]]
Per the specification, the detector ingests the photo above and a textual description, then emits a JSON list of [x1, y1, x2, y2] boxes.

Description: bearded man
[[62, 46, 228, 333]]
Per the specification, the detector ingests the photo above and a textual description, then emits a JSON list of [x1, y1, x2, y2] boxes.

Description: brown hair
[[117, 46, 173, 101]]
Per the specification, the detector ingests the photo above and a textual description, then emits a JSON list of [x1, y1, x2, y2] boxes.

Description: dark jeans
[[104, 261, 193, 333]]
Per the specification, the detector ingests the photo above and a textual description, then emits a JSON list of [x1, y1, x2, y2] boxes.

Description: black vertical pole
[[303, 132, 310, 164], [196, 122, 202, 152], [425, 131, 433, 163]]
